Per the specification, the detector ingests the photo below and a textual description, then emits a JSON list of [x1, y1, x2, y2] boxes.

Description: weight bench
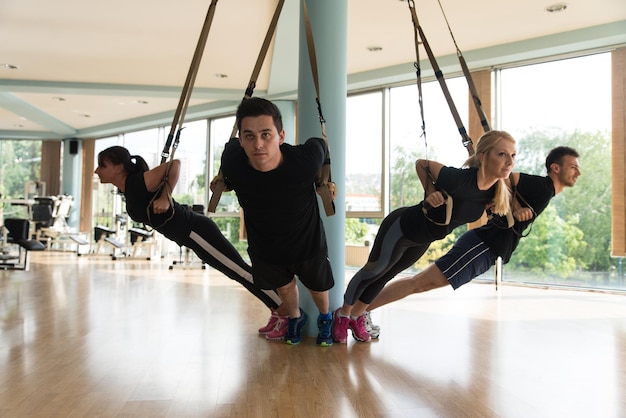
[[0, 218, 46, 271], [91, 225, 125, 257], [115, 227, 158, 260]]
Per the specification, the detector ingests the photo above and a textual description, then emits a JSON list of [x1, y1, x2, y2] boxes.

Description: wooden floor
[[1, 251, 625, 418]]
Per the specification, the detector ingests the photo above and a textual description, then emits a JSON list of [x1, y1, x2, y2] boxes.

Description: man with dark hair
[[213, 98, 335, 346], [364, 146, 581, 337]]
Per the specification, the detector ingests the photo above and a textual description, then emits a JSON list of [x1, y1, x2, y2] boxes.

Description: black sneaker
[[284, 308, 308, 345], [316, 312, 333, 346]]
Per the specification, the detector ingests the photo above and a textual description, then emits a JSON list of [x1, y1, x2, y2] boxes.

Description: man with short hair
[[213, 97, 335, 346]]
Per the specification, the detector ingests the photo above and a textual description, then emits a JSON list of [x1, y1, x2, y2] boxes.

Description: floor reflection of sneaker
[[363, 311, 380, 339], [284, 308, 308, 345], [332, 308, 349, 343], [258, 312, 281, 334], [265, 315, 288, 340], [316, 312, 333, 347], [349, 315, 372, 342]]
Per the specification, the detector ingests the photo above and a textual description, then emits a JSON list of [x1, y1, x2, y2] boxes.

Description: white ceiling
[[1, 0, 625, 140]]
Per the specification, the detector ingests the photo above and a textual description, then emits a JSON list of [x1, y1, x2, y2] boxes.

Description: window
[[209, 116, 238, 213], [0, 139, 42, 219], [346, 92, 383, 216], [158, 121, 208, 206], [389, 77, 469, 212], [93, 136, 123, 230], [494, 53, 619, 290]]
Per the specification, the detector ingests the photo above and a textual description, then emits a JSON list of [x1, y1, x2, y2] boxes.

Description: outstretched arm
[[145, 159, 181, 214]]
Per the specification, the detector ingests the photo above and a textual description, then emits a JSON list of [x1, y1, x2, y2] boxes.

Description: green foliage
[[0, 140, 41, 198], [173, 194, 193, 206], [389, 145, 422, 210], [413, 228, 462, 270], [345, 218, 369, 245], [509, 205, 585, 277], [211, 216, 248, 256]]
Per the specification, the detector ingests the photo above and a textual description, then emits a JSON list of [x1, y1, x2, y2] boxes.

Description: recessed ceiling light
[[215, 73, 228, 78], [14, 124, 24, 128], [546, 3, 567, 12], [135, 100, 149, 104], [78, 114, 91, 118], [367, 46, 383, 52], [1, 64, 18, 70], [52, 96, 66, 102]]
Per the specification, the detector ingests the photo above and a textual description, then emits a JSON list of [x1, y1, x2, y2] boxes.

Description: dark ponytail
[[98, 146, 150, 173]]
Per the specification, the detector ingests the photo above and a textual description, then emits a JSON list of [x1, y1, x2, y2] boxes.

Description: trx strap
[[161, 0, 219, 165], [433, 1, 516, 228], [207, 0, 285, 213], [420, 166, 454, 227], [407, 1, 474, 155], [436, 0, 491, 133], [303, 0, 335, 216], [147, 0, 219, 228], [499, 176, 534, 233], [407, 0, 453, 226]]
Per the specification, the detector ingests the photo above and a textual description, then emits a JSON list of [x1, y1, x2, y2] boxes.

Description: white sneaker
[[363, 311, 380, 339]]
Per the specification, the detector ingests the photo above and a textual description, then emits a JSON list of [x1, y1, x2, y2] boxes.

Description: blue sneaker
[[316, 312, 333, 347], [284, 308, 308, 345]]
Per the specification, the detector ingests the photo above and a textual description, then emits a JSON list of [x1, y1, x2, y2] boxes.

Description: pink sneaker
[[265, 315, 288, 340], [332, 308, 349, 343], [258, 312, 281, 334], [349, 315, 372, 342]]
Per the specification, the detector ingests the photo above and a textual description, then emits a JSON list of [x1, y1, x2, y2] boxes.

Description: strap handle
[[208, 0, 285, 213], [303, 0, 335, 216]]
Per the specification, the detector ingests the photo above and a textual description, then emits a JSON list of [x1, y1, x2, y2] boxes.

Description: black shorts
[[250, 252, 335, 292], [434, 230, 498, 290]]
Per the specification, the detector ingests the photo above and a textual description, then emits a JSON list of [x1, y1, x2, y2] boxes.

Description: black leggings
[[175, 215, 282, 309], [344, 207, 430, 305]]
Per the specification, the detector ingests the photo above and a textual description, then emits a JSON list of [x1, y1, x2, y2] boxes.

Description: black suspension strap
[[208, 0, 285, 213], [407, 1, 474, 156], [489, 176, 534, 233], [303, 0, 335, 216], [146, 0, 219, 228], [409, 0, 427, 159], [161, 0, 219, 165], [407, 0, 453, 226], [436, 0, 491, 133]]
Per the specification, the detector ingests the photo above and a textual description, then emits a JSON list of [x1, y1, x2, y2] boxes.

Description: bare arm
[[415, 159, 447, 208], [144, 160, 181, 214]]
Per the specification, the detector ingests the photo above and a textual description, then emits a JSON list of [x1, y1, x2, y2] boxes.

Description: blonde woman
[[333, 131, 516, 343]]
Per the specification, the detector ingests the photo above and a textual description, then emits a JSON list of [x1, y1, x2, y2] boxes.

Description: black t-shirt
[[475, 173, 555, 262], [124, 171, 193, 245], [220, 137, 328, 264], [400, 166, 497, 243]]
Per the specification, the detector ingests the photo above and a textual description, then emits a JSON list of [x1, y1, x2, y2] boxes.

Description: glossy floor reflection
[[1, 252, 625, 417]]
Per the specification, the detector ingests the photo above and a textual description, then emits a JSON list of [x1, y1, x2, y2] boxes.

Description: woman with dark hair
[[95, 146, 288, 337]]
